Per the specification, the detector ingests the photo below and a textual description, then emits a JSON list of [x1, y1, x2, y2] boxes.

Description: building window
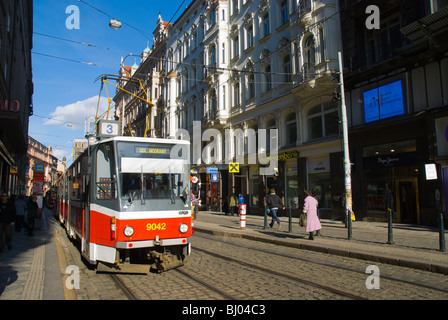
[[246, 24, 254, 48], [233, 34, 239, 59], [209, 45, 216, 67], [264, 65, 272, 92], [233, 81, 240, 106], [248, 73, 255, 99], [281, 0, 289, 25], [307, 102, 339, 140], [283, 54, 292, 83], [232, 0, 239, 15], [263, 13, 270, 38], [285, 112, 297, 146]]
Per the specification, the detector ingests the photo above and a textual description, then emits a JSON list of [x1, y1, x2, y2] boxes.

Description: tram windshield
[[117, 142, 190, 207]]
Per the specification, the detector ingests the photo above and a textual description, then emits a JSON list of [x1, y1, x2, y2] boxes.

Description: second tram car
[[56, 136, 192, 273]]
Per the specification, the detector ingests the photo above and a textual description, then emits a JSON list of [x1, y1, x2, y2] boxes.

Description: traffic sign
[[229, 162, 239, 173]]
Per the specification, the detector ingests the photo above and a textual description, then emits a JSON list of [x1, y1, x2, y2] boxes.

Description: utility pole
[[338, 51, 353, 240]]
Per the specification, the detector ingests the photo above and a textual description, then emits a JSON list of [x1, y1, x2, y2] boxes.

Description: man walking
[[265, 188, 285, 228], [0, 193, 16, 252]]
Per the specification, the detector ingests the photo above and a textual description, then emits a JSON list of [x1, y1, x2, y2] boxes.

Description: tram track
[[195, 233, 448, 295], [192, 246, 368, 300]]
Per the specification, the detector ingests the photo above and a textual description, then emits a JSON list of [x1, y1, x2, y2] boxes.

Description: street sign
[[211, 173, 219, 182], [35, 163, 45, 173], [206, 167, 218, 174], [229, 162, 239, 173]]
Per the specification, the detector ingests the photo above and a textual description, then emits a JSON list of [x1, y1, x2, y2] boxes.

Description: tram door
[[82, 173, 91, 257]]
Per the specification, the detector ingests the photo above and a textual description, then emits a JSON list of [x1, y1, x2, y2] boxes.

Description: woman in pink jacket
[[303, 190, 322, 240]]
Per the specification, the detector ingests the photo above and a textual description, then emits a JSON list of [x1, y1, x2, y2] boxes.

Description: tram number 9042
[[146, 222, 167, 231]]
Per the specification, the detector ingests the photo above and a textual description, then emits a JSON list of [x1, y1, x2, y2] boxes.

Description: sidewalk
[[0, 208, 65, 300], [193, 211, 448, 275]]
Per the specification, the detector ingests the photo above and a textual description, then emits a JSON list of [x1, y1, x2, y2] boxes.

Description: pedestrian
[[265, 188, 285, 228], [27, 195, 39, 236], [303, 190, 322, 240], [223, 196, 230, 215], [0, 192, 16, 252], [230, 194, 238, 216], [191, 192, 198, 219], [15, 193, 27, 232]]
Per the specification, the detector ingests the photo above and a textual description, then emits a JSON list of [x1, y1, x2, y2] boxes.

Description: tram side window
[[96, 143, 117, 199]]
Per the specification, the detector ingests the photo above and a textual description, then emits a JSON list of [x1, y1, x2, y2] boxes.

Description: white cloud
[[45, 96, 111, 130]]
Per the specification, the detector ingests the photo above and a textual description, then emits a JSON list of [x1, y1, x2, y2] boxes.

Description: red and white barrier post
[[239, 204, 246, 229]]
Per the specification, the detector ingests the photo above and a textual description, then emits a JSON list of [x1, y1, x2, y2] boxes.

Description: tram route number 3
[[146, 222, 167, 231]]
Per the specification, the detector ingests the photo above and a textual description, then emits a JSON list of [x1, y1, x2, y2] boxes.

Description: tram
[[56, 135, 192, 273]]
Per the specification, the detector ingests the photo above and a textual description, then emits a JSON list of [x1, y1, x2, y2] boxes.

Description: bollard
[[239, 204, 246, 229], [439, 211, 446, 252], [288, 208, 292, 233], [264, 206, 268, 229], [387, 207, 394, 245], [347, 209, 352, 240]]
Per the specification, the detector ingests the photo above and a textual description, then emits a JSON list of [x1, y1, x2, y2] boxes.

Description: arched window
[[307, 102, 338, 140], [304, 35, 315, 66], [285, 112, 297, 146]]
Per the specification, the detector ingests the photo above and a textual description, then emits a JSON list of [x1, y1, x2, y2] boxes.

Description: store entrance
[[396, 179, 419, 223]]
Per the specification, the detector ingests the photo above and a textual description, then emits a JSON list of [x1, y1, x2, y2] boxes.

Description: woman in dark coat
[[27, 195, 39, 236]]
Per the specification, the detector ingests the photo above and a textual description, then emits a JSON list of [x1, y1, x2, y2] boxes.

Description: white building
[[164, 0, 344, 214]]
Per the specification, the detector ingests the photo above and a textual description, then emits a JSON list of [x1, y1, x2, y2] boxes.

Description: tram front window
[[117, 142, 190, 207], [121, 172, 186, 201]]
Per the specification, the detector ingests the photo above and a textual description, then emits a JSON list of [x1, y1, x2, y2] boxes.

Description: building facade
[[162, 0, 344, 215], [0, 0, 33, 195], [114, 0, 448, 224], [113, 14, 170, 139], [339, 0, 448, 224], [26, 136, 61, 197]]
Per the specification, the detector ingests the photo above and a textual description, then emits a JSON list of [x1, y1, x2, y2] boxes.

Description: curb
[[194, 227, 448, 275]]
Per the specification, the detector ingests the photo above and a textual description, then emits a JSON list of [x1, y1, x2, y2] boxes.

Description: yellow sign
[[229, 163, 239, 173], [10, 166, 18, 175]]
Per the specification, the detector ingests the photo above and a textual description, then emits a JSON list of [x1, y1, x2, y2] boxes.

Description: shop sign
[[229, 162, 239, 173], [0, 99, 20, 112], [9, 166, 18, 175], [363, 152, 417, 169], [425, 163, 438, 180], [307, 158, 330, 173]]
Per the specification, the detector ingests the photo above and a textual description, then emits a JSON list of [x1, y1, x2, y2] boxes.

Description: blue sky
[[31, 0, 187, 164]]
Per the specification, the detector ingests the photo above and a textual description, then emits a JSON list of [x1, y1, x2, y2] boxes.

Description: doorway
[[395, 178, 420, 223]]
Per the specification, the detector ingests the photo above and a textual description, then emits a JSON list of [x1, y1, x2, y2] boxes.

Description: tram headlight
[[123, 226, 134, 237], [179, 223, 189, 234]]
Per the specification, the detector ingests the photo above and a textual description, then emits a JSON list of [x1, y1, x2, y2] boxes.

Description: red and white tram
[[56, 136, 192, 273]]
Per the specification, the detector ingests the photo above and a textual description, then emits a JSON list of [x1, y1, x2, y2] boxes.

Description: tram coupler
[[149, 250, 185, 273]]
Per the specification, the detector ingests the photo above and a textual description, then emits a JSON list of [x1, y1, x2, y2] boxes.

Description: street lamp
[[109, 19, 122, 30]]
